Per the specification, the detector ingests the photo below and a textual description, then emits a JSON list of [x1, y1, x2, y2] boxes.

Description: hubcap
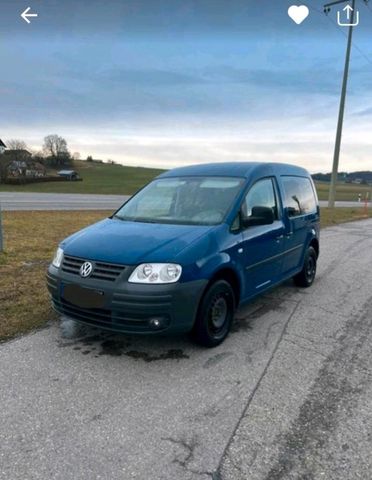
[[306, 256, 315, 280], [209, 295, 228, 330]]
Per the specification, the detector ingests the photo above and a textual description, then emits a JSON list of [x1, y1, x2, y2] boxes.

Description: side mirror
[[241, 206, 275, 228]]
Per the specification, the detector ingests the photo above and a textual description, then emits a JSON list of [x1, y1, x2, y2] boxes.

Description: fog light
[[148, 317, 166, 329]]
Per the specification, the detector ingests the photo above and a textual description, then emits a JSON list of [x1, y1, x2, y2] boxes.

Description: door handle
[[275, 235, 284, 241], [285, 233, 293, 239]]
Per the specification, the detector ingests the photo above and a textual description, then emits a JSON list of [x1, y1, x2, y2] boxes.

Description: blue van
[[47, 162, 319, 347]]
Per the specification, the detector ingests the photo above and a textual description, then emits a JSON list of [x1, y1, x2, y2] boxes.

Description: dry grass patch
[[0, 211, 111, 341], [320, 208, 372, 228]]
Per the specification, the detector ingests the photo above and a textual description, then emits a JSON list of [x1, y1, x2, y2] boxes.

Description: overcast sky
[[0, 0, 372, 172]]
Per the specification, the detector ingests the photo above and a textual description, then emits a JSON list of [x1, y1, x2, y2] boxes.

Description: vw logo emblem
[[80, 262, 93, 278]]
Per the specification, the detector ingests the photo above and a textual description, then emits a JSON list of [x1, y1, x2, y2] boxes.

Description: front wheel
[[293, 246, 317, 288], [191, 280, 235, 348]]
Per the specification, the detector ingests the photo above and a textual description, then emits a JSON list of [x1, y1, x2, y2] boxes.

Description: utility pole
[[324, 0, 369, 208], [324, 0, 355, 208]]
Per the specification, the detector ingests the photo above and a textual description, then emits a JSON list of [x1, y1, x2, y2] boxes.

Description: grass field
[[0, 161, 164, 195], [315, 181, 371, 202], [1, 207, 371, 342], [0, 160, 371, 200]]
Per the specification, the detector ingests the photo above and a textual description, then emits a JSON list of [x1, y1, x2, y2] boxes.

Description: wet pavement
[[1, 219, 371, 479]]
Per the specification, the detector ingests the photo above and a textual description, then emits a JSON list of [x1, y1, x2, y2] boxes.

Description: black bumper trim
[[47, 266, 207, 334]]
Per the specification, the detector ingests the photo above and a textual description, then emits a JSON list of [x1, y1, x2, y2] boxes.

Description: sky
[[0, 0, 372, 172]]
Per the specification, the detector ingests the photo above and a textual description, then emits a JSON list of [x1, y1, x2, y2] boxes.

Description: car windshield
[[114, 176, 245, 226]]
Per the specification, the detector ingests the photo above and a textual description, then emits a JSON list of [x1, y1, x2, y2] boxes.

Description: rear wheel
[[191, 280, 235, 347], [293, 246, 317, 288]]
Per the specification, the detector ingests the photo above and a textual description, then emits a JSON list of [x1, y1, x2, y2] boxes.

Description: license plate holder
[[62, 283, 105, 309]]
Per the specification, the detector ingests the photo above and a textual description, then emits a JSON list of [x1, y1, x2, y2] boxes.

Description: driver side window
[[242, 178, 278, 219]]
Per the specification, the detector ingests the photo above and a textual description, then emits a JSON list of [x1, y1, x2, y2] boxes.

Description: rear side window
[[282, 176, 317, 217]]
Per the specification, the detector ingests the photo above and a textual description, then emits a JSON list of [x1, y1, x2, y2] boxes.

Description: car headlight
[[52, 247, 64, 268], [129, 263, 182, 284]]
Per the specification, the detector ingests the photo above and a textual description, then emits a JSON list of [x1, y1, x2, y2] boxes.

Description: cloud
[[1, 1, 372, 172], [353, 107, 372, 117], [101, 68, 204, 86]]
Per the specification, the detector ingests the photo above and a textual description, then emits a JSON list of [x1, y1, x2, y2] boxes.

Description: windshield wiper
[[112, 215, 156, 223], [112, 214, 126, 221]]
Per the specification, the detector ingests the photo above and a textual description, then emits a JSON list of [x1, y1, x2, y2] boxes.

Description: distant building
[[8, 161, 27, 176], [5, 150, 35, 177], [58, 169, 80, 180], [26, 162, 47, 178], [4, 149, 32, 161], [0, 139, 6, 154]]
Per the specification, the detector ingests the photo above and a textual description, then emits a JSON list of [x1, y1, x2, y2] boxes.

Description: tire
[[293, 246, 317, 288], [191, 280, 235, 347]]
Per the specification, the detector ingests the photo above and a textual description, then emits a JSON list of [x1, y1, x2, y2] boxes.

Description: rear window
[[281, 176, 317, 217]]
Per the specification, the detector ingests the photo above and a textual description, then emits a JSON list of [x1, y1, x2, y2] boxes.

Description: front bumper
[[47, 264, 207, 335]]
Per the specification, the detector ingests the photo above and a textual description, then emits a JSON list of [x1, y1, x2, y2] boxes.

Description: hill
[[312, 171, 372, 184], [0, 160, 165, 195]]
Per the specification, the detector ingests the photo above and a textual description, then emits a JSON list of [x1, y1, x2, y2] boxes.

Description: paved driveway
[[1, 220, 371, 479]]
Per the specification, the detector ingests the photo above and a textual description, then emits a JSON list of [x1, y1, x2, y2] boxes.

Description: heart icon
[[288, 5, 310, 24]]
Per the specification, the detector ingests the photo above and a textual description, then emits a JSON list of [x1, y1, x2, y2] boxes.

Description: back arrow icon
[[21, 7, 38, 24]]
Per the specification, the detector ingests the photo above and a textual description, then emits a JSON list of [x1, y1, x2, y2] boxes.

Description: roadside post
[[365, 192, 370, 217], [0, 202, 3, 252]]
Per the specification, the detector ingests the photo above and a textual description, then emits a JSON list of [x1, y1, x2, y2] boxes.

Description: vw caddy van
[[47, 162, 320, 347]]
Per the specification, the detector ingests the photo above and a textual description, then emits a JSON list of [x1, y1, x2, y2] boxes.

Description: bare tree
[[32, 151, 46, 165], [6, 139, 28, 151], [43, 134, 68, 157], [0, 139, 30, 182], [43, 135, 70, 166]]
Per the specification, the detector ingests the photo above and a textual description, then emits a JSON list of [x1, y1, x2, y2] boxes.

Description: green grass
[[0, 161, 165, 195], [315, 181, 371, 202], [0, 207, 371, 342]]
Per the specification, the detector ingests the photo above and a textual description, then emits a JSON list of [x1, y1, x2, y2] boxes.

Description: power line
[[307, 1, 372, 68], [325, 0, 356, 208], [303, 0, 372, 208]]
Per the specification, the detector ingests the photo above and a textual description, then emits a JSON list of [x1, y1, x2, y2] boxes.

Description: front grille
[[46, 273, 58, 292], [61, 255, 126, 282], [52, 297, 154, 332]]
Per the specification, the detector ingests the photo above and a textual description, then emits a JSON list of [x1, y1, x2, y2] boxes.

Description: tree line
[[0, 135, 82, 183], [6, 135, 79, 166]]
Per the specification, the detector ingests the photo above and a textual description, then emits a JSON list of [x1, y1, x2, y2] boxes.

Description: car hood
[[61, 217, 215, 264]]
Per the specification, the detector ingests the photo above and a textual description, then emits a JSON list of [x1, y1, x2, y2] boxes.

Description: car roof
[[157, 162, 310, 179]]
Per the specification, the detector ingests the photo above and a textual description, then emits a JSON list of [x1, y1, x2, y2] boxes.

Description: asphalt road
[[0, 192, 368, 210], [0, 192, 129, 211], [1, 219, 372, 479]]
